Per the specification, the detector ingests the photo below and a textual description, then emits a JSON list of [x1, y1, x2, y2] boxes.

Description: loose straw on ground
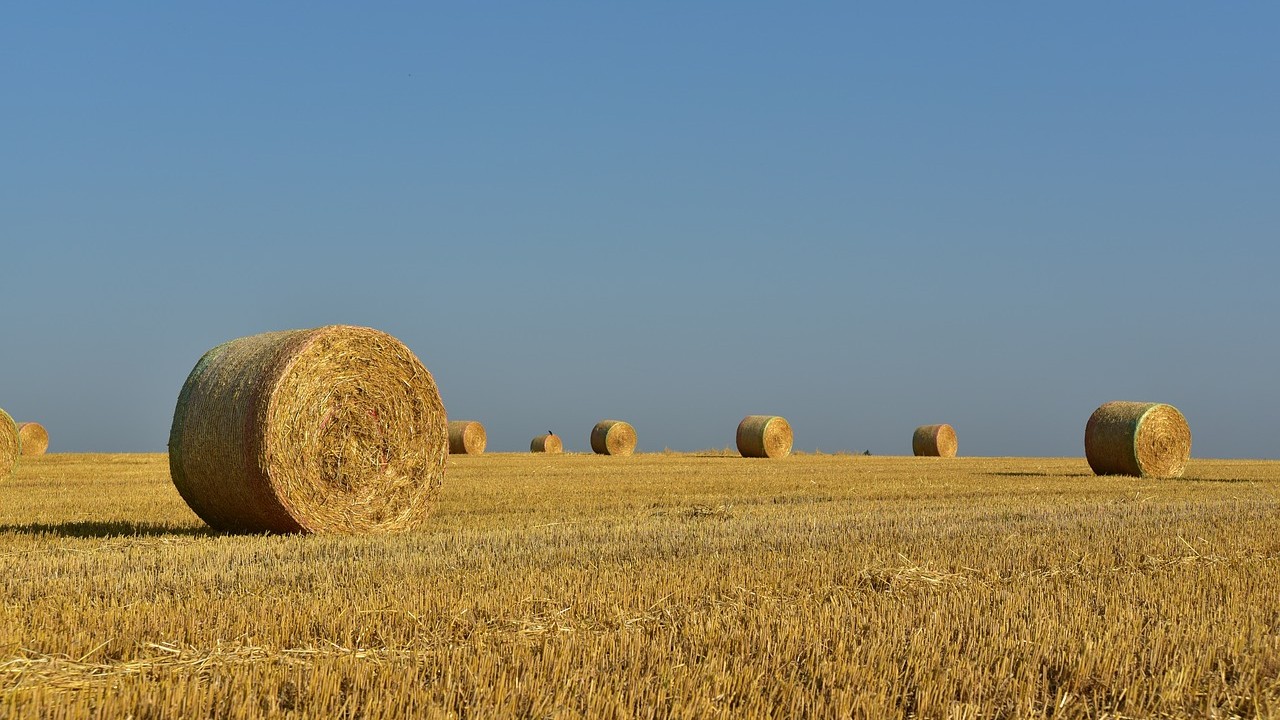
[[531, 433, 563, 454], [0, 408, 17, 478], [16, 422, 49, 456], [736, 415, 793, 458], [913, 424, 957, 457], [1084, 401, 1191, 478], [590, 420, 636, 456], [448, 421, 487, 455], [168, 325, 448, 534]]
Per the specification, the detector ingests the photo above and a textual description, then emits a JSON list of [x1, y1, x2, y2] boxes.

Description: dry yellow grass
[[3, 452, 1280, 718]]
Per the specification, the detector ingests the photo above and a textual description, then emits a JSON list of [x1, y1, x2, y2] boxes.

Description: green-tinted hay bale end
[[1084, 401, 1191, 478], [448, 420, 487, 455], [531, 433, 563, 454], [736, 415, 793, 459], [16, 422, 49, 456], [0, 408, 17, 478], [168, 325, 448, 534], [913, 424, 957, 457], [590, 419, 636, 456]]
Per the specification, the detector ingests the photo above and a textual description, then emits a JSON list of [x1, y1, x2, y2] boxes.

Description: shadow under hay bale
[[531, 433, 563, 454], [736, 415, 793, 459], [448, 421, 487, 455], [590, 420, 636, 456], [1084, 401, 1191, 478], [912, 424, 957, 457], [168, 325, 448, 534], [16, 422, 49, 456]]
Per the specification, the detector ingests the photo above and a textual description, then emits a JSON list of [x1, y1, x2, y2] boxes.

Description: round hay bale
[[0, 408, 17, 478], [448, 420, 487, 455], [168, 325, 448, 534], [590, 419, 636, 456], [16, 422, 49, 456], [531, 433, 563, 454], [736, 415, 793, 459], [912, 424, 957, 457], [1084, 401, 1191, 478]]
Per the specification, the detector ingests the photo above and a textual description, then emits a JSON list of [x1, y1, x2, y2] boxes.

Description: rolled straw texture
[[448, 421, 487, 455], [0, 408, 16, 478], [736, 415, 793, 459], [168, 325, 448, 534], [590, 420, 636, 456], [16, 422, 49, 456], [912, 424, 957, 457], [531, 434, 563, 454], [1084, 401, 1191, 478]]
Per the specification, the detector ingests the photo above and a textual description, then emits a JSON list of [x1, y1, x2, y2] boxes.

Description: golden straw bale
[[16, 422, 49, 456], [448, 421, 487, 455], [590, 420, 636, 456], [1085, 401, 1191, 478], [912, 424, 957, 457], [0, 408, 16, 478], [168, 325, 448, 533], [736, 415, 793, 459], [531, 433, 563, 454]]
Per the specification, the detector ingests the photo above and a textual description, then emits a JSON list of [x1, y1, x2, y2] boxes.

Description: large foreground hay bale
[[448, 421, 487, 455], [736, 415, 792, 458], [531, 433, 563, 454], [0, 408, 16, 478], [16, 422, 49, 456], [590, 419, 636, 456], [168, 325, 448, 534], [1084, 401, 1191, 478], [912, 424, 957, 457]]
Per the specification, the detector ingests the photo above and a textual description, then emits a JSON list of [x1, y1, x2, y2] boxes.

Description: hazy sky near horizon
[[3, 3, 1277, 457]]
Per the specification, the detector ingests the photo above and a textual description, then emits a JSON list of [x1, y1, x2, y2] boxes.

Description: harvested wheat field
[[4, 452, 1280, 718]]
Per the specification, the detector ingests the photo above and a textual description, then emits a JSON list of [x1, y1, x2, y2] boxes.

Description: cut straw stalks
[[913, 424, 957, 457], [1084, 401, 1191, 478], [531, 434, 563, 454], [448, 421, 487, 455], [168, 325, 448, 534], [16, 422, 49, 456], [0, 408, 17, 478], [590, 420, 636, 456], [736, 415, 793, 459]]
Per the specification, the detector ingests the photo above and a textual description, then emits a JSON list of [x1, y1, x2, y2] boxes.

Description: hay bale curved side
[[16, 422, 49, 456], [168, 325, 448, 533], [0, 408, 17, 478], [736, 415, 793, 459], [531, 434, 563, 454], [1084, 401, 1191, 478], [912, 424, 957, 457], [447, 421, 487, 455], [590, 419, 636, 456]]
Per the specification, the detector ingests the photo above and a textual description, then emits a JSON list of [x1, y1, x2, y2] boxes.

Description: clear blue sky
[[3, 3, 1277, 457]]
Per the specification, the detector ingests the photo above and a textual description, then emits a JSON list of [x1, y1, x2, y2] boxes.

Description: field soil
[[3, 452, 1280, 718]]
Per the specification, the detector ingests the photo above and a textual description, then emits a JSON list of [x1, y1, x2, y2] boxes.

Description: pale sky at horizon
[[3, 3, 1277, 457]]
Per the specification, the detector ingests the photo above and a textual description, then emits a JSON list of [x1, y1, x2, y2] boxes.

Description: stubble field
[[3, 452, 1280, 718]]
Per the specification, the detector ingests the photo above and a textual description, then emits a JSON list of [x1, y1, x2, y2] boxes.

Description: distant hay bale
[[16, 422, 49, 456], [912, 424, 957, 457], [736, 415, 793, 459], [590, 419, 636, 456], [168, 325, 448, 534], [531, 433, 563, 454], [1084, 401, 1191, 478], [448, 421, 487, 455], [0, 408, 16, 478]]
